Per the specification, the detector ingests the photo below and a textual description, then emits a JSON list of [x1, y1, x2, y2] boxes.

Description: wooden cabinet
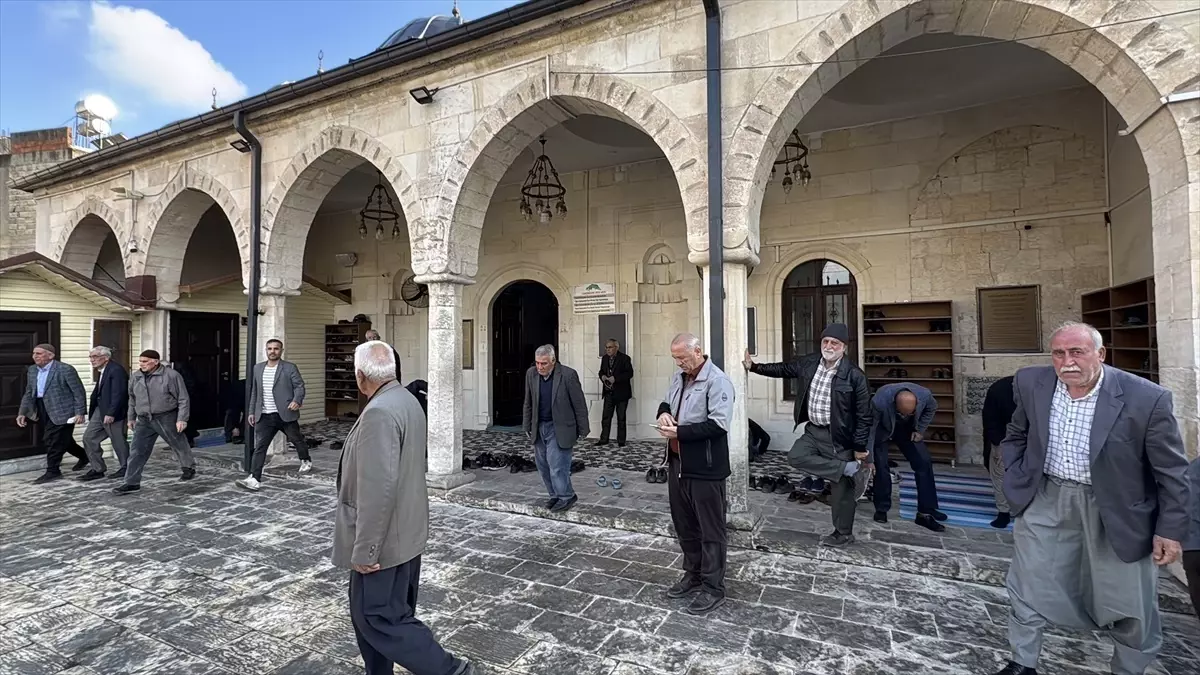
[[861, 300, 957, 463], [325, 322, 370, 419], [1081, 277, 1157, 383]]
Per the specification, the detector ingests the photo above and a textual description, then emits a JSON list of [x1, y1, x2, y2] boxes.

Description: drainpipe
[[234, 110, 262, 471], [703, 0, 723, 369]]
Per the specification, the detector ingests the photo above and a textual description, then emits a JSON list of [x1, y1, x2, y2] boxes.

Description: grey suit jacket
[[250, 360, 305, 423], [1001, 364, 1191, 562], [19, 360, 87, 425], [1185, 458, 1200, 552], [522, 363, 590, 449], [332, 380, 428, 570]]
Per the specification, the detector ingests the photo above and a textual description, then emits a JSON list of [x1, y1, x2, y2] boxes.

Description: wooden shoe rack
[[1080, 276, 1157, 383], [325, 321, 371, 419], [861, 300, 957, 463]]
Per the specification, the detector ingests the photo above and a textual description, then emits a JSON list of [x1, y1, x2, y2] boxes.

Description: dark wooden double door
[[492, 281, 558, 427], [0, 312, 59, 460], [170, 312, 238, 431]]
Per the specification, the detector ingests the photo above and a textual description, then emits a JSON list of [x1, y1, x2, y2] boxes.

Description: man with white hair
[[333, 341, 474, 675], [364, 329, 402, 370], [657, 332, 735, 615], [990, 322, 1190, 675], [80, 346, 130, 481], [523, 344, 590, 513]]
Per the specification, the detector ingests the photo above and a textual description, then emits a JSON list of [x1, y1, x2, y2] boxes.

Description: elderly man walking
[[1186, 457, 1200, 619], [79, 346, 130, 481], [523, 344, 589, 513], [334, 341, 475, 675], [597, 338, 634, 447], [657, 333, 735, 616], [868, 381, 945, 531], [991, 322, 1190, 675], [113, 350, 197, 494], [236, 339, 311, 492], [744, 323, 872, 547], [17, 343, 89, 484]]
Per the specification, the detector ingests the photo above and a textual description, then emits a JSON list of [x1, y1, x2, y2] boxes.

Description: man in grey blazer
[[1184, 457, 1199, 619], [991, 322, 1190, 675], [17, 343, 89, 483], [523, 344, 590, 513], [236, 339, 311, 492], [333, 341, 474, 675]]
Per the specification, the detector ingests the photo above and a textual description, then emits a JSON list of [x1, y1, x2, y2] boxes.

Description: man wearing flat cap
[[745, 323, 873, 547], [113, 349, 197, 494], [16, 343, 89, 484]]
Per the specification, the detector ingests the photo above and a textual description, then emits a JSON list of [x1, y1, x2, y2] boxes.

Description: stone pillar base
[[726, 506, 762, 532], [426, 470, 477, 490]]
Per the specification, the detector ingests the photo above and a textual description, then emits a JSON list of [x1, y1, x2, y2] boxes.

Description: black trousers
[[246, 412, 310, 479], [1185, 550, 1200, 620], [223, 407, 244, 442], [349, 556, 462, 675], [748, 419, 770, 459], [599, 396, 628, 444], [667, 453, 727, 597], [36, 399, 86, 474]]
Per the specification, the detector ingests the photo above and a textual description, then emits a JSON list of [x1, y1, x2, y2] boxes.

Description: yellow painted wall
[[0, 269, 143, 444], [286, 287, 336, 425]]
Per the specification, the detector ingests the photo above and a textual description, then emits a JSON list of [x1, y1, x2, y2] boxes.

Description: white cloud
[[87, 2, 248, 111], [40, 1, 85, 27]]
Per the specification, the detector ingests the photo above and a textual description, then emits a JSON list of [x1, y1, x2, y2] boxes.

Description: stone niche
[[637, 243, 684, 304]]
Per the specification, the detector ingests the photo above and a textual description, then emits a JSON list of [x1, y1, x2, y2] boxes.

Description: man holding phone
[[655, 333, 734, 616]]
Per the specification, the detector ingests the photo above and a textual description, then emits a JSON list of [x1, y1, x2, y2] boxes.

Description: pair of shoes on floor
[[645, 466, 668, 483], [665, 577, 725, 615], [787, 490, 815, 504], [750, 474, 795, 493], [794, 475, 827, 494], [928, 430, 954, 442], [508, 456, 537, 473], [595, 476, 624, 490]]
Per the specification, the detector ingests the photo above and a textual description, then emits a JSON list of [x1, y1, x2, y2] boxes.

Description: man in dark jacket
[[745, 323, 872, 547], [982, 375, 1017, 528], [597, 339, 634, 446], [80, 345, 130, 480], [867, 382, 945, 531], [656, 332, 734, 616], [522, 345, 590, 513], [1185, 457, 1200, 619], [220, 378, 246, 444]]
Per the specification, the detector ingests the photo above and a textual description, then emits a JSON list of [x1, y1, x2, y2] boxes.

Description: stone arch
[[421, 71, 708, 280], [261, 124, 423, 294], [53, 196, 131, 277], [140, 166, 248, 303], [470, 262, 572, 424], [725, 0, 1195, 253]]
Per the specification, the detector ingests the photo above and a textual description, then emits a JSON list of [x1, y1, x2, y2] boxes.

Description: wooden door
[[492, 289, 525, 427], [92, 319, 132, 381], [170, 312, 237, 430], [0, 312, 59, 459]]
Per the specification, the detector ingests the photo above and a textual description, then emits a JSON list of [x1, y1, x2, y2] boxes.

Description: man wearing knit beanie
[[745, 322, 873, 547]]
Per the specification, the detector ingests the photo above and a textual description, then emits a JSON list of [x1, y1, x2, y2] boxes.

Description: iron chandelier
[[359, 170, 402, 240], [519, 137, 567, 223], [772, 130, 812, 193]]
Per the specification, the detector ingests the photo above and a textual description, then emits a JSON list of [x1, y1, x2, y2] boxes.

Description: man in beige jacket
[[332, 341, 473, 675]]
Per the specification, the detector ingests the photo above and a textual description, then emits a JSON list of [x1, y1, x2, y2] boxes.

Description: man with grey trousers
[[990, 322, 1190, 675], [334, 341, 474, 675], [79, 346, 130, 481], [868, 382, 945, 531], [236, 339, 311, 492], [523, 344, 589, 513], [113, 350, 196, 494]]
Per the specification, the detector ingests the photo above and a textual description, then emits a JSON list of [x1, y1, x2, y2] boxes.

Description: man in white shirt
[[236, 339, 311, 491]]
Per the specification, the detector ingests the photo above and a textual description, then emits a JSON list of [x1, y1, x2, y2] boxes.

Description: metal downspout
[[703, 0, 723, 368], [234, 111, 262, 471]]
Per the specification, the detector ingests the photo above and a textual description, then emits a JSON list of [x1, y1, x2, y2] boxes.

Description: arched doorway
[[491, 280, 558, 427], [782, 259, 857, 400]]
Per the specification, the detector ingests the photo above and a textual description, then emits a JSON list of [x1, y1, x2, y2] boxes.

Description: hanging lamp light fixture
[[519, 137, 567, 223], [359, 170, 402, 240], [771, 130, 812, 194]]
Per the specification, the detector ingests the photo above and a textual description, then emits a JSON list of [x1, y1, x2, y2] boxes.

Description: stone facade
[[7, 0, 1199, 505]]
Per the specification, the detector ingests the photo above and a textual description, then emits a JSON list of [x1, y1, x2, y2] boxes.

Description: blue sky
[[0, 0, 521, 138]]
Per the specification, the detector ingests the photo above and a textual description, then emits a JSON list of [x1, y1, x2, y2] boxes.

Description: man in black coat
[[221, 378, 247, 444], [80, 346, 130, 480], [745, 323, 872, 547], [982, 375, 1017, 528], [597, 339, 633, 446]]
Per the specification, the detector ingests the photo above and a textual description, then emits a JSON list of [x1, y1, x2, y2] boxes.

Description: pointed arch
[[419, 70, 708, 280], [53, 195, 131, 277], [261, 124, 423, 294], [139, 166, 248, 303]]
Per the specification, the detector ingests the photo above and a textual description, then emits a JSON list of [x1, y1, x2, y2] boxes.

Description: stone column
[[141, 309, 169, 358], [418, 277, 476, 489], [255, 292, 290, 459]]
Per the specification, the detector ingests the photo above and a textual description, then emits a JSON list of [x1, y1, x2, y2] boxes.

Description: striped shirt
[[806, 358, 841, 426], [1044, 369, 1104, 484], [262, 364, 279, 414]]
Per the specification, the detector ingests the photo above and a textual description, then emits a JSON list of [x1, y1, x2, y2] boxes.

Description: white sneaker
[[299, 460, 312, 474], [235, 475, 261, 492]]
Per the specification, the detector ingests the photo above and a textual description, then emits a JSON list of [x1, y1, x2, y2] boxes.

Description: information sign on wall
[[572, 282, 616, 314]]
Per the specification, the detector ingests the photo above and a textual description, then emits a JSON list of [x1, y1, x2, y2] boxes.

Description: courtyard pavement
[[2, 454, 1197, 675]]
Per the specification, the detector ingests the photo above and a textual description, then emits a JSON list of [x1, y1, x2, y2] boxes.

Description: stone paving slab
[[2, 455, 1197, 675]]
